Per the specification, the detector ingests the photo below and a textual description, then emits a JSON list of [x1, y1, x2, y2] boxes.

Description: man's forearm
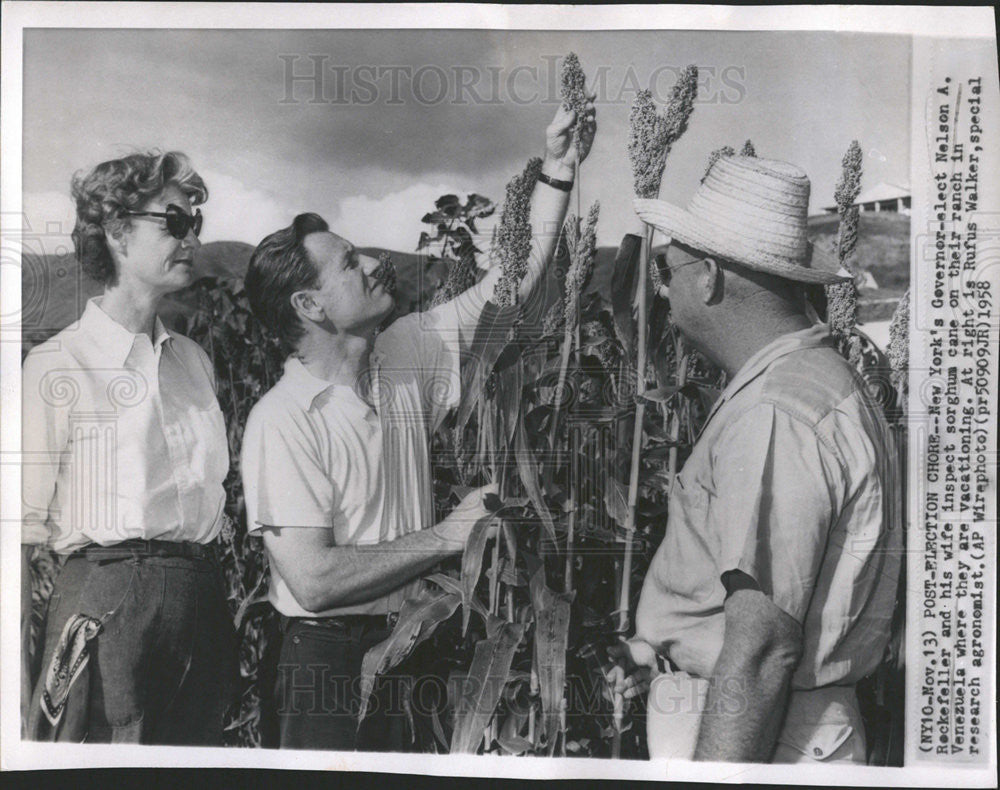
[[449, 154, 573, 352], [693, 643, 794, 761], [693, 589, 801, 762], [515, 154, 574, 303], [265, 521, 466, 613]]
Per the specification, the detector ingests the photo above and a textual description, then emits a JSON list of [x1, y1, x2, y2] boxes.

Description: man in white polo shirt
[[241, 99, 595, 751]]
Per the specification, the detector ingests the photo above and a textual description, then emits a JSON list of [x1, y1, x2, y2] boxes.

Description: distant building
[[857, 268, 879, 290], [823, 182, 911, 216]]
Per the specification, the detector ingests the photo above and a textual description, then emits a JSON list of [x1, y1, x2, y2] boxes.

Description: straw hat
[[634, 155, 850, 284]]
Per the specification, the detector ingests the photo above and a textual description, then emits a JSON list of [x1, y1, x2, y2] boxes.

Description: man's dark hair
[[245, 213, 329, 355]]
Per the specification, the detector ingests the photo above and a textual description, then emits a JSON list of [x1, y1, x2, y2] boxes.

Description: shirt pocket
[[775, 690, 864, 763], [776, 721, 856, 762]]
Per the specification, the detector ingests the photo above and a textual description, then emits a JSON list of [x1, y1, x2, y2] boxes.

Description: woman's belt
[[280, 612, 399, 632], [72, 538, 217, 563]]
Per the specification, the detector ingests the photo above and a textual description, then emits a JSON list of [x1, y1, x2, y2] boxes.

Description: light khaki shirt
[[636, 325, 902, 690]]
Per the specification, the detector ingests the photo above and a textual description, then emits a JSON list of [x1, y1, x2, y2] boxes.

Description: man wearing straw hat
[[610, 155, 902, 764]]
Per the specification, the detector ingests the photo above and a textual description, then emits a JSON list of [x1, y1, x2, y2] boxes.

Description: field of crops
[[23, 54, 910, 761]]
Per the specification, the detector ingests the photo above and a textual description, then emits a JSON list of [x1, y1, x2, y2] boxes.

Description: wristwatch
[[537, 170, 574, 192]]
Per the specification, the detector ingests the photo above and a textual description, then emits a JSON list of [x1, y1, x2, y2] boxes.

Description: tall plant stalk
[[667, 343, 689, 492], [612, 226, 650, 753], [550, 49, 591, 749], [564, 405, 578, 594], [550, 52, 591, 437], [550, 203, 599, 442], [619, 224, 650, 631], [612, 66, 699, 758], [553, 203, 597, 604]]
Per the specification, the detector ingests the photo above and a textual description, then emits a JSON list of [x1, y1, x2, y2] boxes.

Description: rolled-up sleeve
[[709, 403, 845, 624], [241, 406, 337, 533]]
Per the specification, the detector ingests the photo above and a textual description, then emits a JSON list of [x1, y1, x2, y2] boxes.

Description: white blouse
[[21, 297, 229, 553]]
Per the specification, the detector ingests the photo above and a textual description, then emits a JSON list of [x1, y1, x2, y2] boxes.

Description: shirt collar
[[281, 350, 385, 412], [281, 355, 351, 410], [80, 297, 172, 366], [701, 323, 833, 430]]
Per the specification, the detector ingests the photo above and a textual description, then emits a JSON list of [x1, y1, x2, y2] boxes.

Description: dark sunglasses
[[124, 203, 202, 240]]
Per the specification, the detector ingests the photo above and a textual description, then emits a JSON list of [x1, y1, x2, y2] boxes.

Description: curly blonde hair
[[71, 151, 208, 284]]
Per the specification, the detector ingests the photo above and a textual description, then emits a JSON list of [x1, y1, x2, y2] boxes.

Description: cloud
[[196, 169, 297, 246], [18, 192, 76, 255]]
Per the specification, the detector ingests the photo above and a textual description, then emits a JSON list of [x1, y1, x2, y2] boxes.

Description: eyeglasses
[[124, 204, 202, 240], [653, 252, 705, 287]]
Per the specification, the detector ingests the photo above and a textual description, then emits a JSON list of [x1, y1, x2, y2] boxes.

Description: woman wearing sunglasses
[[21, 151, 237, 744]]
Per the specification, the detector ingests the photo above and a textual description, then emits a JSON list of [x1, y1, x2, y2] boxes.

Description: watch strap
[[537, 170, 574, 192]]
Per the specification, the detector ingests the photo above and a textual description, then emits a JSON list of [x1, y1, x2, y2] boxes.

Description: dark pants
[[31, 550, 238, 744], [262, 615, 408, 751]]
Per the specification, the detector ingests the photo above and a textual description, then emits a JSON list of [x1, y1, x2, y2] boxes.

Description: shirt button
[[813, 747, 823, 757]]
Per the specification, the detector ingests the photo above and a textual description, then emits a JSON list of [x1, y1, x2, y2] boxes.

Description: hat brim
[[634, 198, 850, 285]]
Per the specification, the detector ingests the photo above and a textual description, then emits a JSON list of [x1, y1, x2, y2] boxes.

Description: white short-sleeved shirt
[[21, 297, 229, 553], [241, 303, 464, 617], [635, 325, 903, 690]]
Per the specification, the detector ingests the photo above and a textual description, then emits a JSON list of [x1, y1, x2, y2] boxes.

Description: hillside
[[20, 215, 909, 354], [20, 241, 437, 354], [808, 212, 910, 293]]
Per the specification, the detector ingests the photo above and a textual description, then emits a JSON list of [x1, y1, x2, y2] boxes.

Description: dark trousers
[[262, 615, 408, 751], [30, 551, 238, 744]]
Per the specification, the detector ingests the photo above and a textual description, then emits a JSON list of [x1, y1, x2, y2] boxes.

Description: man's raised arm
[[445, 97, 597, 352]]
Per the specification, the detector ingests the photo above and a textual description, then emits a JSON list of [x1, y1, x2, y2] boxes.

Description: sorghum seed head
[[835, 140, 864, 270], [628, 90, 667, 198], [542, 300, 565, 336], [563, 201, 600, 327], [492, 157, 543, 307], [826, 280, 858, 338], [560, 52, 589, 153], [430, 253, 478, 308], [628, 67, 698, 198], [702, 145, 735, 183], [887, 289, 910, 390]]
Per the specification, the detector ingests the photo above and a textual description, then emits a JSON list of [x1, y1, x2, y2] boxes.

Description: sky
[[21, 29, 911, 254]]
